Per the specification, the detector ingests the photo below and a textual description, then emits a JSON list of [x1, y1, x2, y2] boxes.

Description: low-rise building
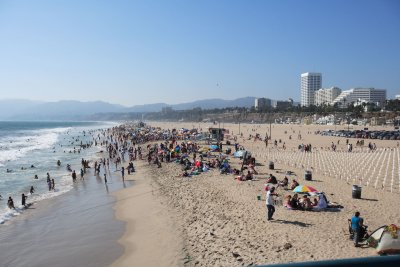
[[275, 99, 293, 109], [314, 87, 341, 106], [255, 97, 272, 110]]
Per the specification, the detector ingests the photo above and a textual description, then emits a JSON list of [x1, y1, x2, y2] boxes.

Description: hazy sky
[[0, 0, 399, 106]]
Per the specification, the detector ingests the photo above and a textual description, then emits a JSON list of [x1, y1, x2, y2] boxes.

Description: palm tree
[[362, 102, 367, 112]]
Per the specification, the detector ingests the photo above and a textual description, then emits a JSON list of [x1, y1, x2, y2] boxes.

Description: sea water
[[0, 121, 115, 224]]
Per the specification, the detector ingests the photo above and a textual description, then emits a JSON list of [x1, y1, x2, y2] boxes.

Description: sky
[[0, 0, 399, 106]]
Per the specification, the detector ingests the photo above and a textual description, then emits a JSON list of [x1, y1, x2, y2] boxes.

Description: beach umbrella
[[233, 150, 251, 158], [209, 145, 219, 151], [292, 185, 317, 193]]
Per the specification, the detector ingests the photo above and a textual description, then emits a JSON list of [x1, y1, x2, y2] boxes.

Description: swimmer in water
[[30, 186, 35, 194], [34, 174, 38, 179], [8, 196, 15, 209], [21, 193, 28, 207]]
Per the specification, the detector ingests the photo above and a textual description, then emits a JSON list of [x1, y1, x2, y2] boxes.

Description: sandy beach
[[111, 122, 400, 266], [111, 159, 183, 267]]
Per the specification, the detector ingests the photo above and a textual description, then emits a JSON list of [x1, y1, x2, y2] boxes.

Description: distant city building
[[275, 98, 294, 109], [395, 95, 400, 100], [254, 97, 272, 110], [332, 88, 387, 108], [301, 72, 322, 107], [314, 87, 341, 106]]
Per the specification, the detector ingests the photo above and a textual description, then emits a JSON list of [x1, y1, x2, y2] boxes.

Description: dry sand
[[112, 122, 400, 266]]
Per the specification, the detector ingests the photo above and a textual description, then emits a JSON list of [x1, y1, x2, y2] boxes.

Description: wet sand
[[0, 164, 131, 267], [112, 160, 183, 267]]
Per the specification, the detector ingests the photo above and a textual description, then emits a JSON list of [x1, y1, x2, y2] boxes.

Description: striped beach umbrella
[[292, 185, 317, 193]]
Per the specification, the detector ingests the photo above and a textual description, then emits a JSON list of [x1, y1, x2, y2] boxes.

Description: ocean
[[0, 121, 115, 224], [0, 121, 132, 267]]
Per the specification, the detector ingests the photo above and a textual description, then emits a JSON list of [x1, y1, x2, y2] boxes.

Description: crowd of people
[[3, 122, 372, 252]]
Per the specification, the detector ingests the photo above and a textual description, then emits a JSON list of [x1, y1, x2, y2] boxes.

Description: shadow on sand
[[270, 219, 313, 227], [309, 179, 324, 182], [360, 198, 378, 202]]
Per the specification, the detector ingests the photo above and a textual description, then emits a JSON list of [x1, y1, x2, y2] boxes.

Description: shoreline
[[0, 165, 129, 267], [0, 122, 131, 267]]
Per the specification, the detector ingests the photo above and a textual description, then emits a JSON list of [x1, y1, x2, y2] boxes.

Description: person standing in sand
[[351, 211, 364, 247], [266, 187, 278, 221]]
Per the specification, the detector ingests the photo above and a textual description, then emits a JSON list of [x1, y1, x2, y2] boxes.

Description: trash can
[[352, 185, 362, 199], [305, 171, 312, 181], [257, 195, 261, 201], [269, 161, 274, 170]]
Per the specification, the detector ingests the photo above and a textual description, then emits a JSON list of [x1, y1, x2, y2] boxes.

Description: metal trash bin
[[352, 185, 362, 199], [305, 171, 312, 181], [269, 161, 274, 170]]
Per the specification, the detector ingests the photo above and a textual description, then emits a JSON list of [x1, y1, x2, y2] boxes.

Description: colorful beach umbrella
[[209, 145, 219, 150], [292, 185, 317, 193]]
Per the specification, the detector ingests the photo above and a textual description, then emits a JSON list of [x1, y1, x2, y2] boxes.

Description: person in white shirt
[[266, 187, 278, 221]]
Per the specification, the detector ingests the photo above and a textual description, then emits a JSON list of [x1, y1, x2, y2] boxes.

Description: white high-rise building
[[314, 87, 342, 106], [301, 72, 322, 107], [332, 88, 387, 107]]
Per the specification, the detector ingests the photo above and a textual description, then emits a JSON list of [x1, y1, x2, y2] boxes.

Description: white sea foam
[[0, 127, 70, 164], [0, 122, 110, 225], [0, 174, 73, 224]]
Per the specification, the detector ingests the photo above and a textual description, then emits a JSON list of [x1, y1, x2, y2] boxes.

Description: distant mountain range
[[0, 97, 257, 120]]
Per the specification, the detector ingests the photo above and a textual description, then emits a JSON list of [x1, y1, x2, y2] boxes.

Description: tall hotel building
[[301, 72, 322, 107]]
